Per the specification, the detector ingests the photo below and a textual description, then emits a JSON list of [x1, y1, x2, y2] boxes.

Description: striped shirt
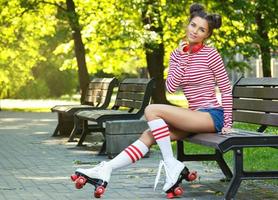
[[166, 45, 233, 128]]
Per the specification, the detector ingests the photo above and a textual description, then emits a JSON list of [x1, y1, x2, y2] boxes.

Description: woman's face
[[186, 16, 210, 44]]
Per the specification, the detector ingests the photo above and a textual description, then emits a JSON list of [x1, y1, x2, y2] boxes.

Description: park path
[[0, 103, 277, 199]]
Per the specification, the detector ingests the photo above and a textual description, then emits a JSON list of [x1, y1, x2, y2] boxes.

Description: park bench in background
[[74, 78, 154, 154], [177, 77, 278, 200], [51, 78, 118, 137]]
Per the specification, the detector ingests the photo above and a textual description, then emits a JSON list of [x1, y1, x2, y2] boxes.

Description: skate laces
[[154, 160, 174, 191], [92, 161, 106, 172]]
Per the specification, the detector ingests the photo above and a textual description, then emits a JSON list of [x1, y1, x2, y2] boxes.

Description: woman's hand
[[221, 127, 232, 135], [178, 40, 187, 53]]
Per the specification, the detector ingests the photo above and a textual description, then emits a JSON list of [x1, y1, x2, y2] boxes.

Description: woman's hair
[[189, 3, 222, 38]]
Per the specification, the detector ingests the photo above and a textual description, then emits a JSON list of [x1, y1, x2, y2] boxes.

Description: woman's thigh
[[144, 104, 215, 133]]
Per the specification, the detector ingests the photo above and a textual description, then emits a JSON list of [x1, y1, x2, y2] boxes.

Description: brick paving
[[0, 111, 277, 200]]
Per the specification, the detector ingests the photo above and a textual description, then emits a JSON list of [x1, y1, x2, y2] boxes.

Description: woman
[[71, 3, 233, 198]]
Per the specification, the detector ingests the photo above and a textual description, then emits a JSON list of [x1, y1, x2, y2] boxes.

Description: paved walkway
[[0, 111, 277, 200]]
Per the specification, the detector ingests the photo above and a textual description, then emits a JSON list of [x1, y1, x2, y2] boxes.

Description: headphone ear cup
[[182, 44, 190, 52]]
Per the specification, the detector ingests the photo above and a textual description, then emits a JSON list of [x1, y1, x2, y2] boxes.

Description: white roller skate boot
[[71, 161, 112, 198], [154, 159, 197, 199]]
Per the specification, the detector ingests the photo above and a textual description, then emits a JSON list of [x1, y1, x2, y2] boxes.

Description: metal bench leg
[[52, 113, 61, 137], [225, 148, 243, 200], [98, 140, 106, 156], [215, 150, 233, 180], [52, 124, 60, 137], [177, 140, 185, 160], [68, 116, 82, 142], [77, 120, 88, 146]]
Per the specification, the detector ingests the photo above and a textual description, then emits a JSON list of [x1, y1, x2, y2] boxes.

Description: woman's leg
[[144, 104, 214, 191], [145, 104, 214, 161], [145, 104, 215, 133], [74, 129, 152, 182], [106, 130, 150, 170]]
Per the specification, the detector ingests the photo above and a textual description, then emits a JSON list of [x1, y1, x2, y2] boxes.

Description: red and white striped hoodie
[[166, 45, 233, 128]]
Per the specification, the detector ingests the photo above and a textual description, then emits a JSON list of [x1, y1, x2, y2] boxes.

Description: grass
[[2, 107, 51, 112]]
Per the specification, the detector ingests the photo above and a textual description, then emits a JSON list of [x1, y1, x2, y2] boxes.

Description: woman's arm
[[165, 49, 185, 93], [208, 48, 233, 129]]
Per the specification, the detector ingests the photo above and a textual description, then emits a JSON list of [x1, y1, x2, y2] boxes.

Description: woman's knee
[[144, 104, 163, 121], [139, 129, 155, 148]]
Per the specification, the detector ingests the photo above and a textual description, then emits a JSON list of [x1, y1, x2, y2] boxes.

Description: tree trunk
[[255, 13, 271, 77], [145, 44, 169, 104], [66, 0, 90, 103], [141, 1, 170, 104]]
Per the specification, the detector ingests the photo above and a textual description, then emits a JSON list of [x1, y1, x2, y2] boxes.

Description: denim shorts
[[198, 108, 224, 132]]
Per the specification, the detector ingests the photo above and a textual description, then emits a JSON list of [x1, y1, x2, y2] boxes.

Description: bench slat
[[114, 100, 142, 109], [233, 87, 278, 99], [233, 98, 278, 113], [76, 109, 136, 121], [187, 132, 278, 153], [121, 78, 151, 84], [88, 83, 111, 90], [237, 77, 278, 86], [233, 110, 278, 126], [117, 92, 145, 101], [119, 84, 147, 92]]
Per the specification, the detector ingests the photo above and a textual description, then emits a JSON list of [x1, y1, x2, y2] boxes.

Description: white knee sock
[[148, 118, 174, 163], [106, 139, 149, 170]]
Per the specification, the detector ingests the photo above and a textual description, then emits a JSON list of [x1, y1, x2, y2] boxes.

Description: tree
[[0, 0, 57, 98], [216, 0, 278, 77], [0, 0, 90, 101], [65, 0, 89, 102], [141, 0, 168, 104]]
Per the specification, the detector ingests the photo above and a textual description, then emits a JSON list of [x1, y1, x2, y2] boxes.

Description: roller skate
[[154, 159, 197, 199], [71, 161, 112, 198]]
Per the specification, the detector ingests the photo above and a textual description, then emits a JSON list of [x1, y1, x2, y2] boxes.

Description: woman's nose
[[192, 27, 198, 33]]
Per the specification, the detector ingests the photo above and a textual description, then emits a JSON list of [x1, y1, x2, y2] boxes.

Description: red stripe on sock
[[130, 144, 143, 158], [153, 129, 169, 137], [127, 146, 140, 161], [152, 125, 168, 134], [155, 133, 170, 140], [124, 149, 135, 163]]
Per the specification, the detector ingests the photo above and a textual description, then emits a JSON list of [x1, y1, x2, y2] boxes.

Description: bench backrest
[[112, 78, 154, 115], [232, 77, 278, 128], [83, 78, 118, 108]]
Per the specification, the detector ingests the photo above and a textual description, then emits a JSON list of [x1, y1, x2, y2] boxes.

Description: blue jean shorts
[[198, 108, 224, 132]]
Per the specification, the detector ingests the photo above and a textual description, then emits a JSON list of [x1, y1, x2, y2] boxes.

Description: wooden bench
[[51, 78, 118, 137], [177, 77, 278, 200], [74, 78, 154, 154]]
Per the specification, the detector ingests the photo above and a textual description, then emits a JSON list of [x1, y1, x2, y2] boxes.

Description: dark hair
[[189, 3, 222, 38]]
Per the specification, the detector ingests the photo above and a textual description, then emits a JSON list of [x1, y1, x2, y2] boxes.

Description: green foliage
[[212, 0, 278, 72], [15, 79, 50, 99], [0, 0, 277, 98], [0, 0, 58, 98]]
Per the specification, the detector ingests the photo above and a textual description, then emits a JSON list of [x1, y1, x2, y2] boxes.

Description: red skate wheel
[[95, 186, 105, 197], [174, 187, 184, 196], [71, 174, 78, 181], [75, 176, 86, 189], [188, 171, 197, 181], [166, 192, 175, 199]]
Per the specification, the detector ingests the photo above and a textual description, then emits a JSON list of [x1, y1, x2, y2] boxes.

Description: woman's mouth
[[189, 33, 197, 39]]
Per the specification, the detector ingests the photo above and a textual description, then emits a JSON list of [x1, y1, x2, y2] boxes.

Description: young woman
[[71, 3, 233, 198]]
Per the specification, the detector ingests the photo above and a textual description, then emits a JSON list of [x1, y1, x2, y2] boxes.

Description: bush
[[15, 79, 50, 99]]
